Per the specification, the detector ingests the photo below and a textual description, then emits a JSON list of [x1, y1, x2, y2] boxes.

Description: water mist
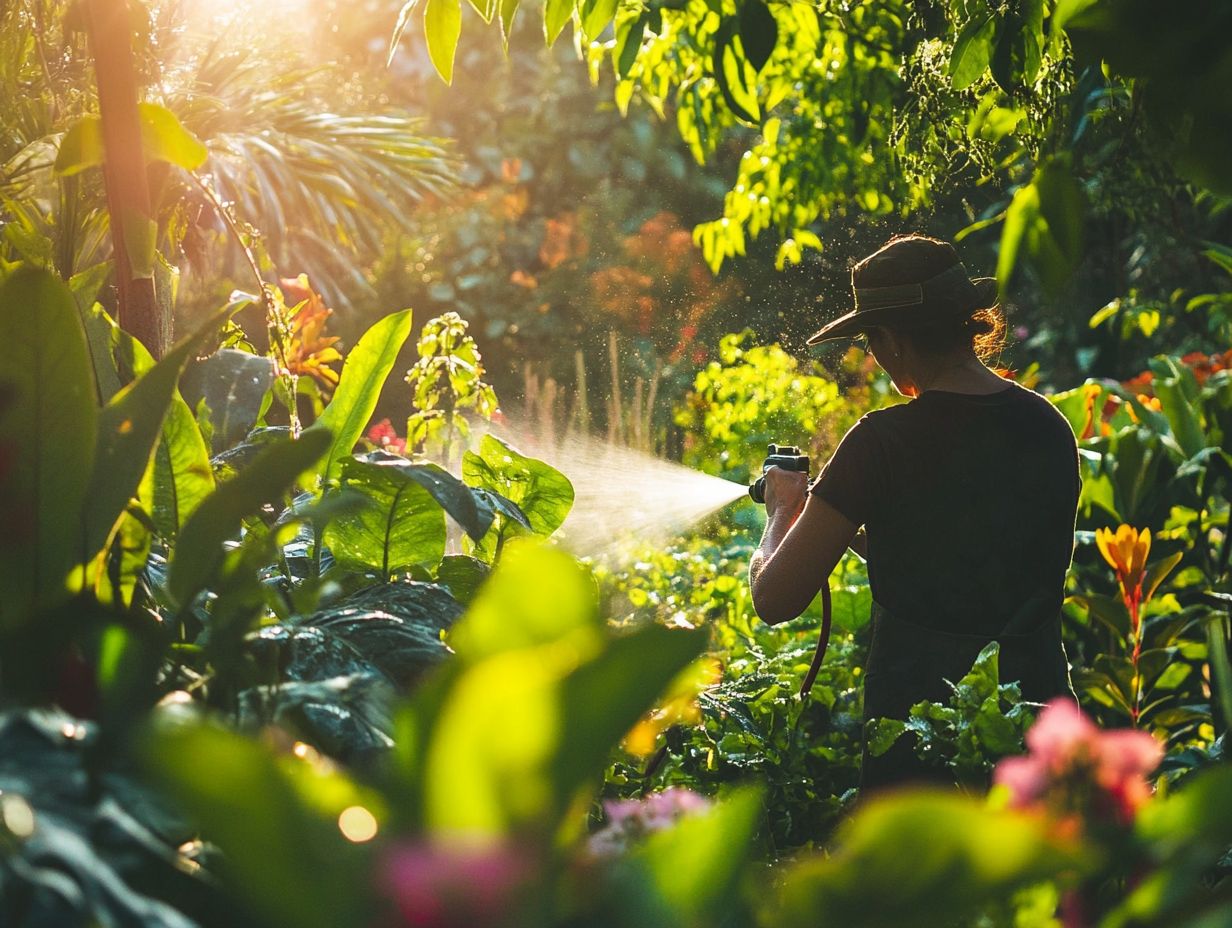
[[491, 426, 749, 560]]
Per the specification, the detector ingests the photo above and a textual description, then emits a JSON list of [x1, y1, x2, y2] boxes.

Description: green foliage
[[404, 312, 497, 466], [180, 348, 276, 454], [1049, 357, 1231, 739], [598, 531, 869, 848], [404, 541, 706, 838], [617, 786, 764, 926], [324, 454, 450, 577], [462, 433, 575, 559], [304, 308, 415, 486], [998, 156, 1087, 298], [168, 429, 331, 608], [772, 791, 1083, 928], [866, 643, 1037, 791], [142, 719, 375, 928], [675, 331, 878, 483], [0, 267, 96, 625], [54, 102, 208, 176]]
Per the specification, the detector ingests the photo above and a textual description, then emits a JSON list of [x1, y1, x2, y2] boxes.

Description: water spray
[[489, 425, 748, 559]]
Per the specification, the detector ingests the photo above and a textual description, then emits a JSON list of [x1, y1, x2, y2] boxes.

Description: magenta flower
[[377, 840, 531, 928], [994, 699, 1163, 826]]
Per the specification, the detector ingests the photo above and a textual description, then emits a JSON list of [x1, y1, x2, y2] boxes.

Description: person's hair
[[853, 234, 1005, 363]]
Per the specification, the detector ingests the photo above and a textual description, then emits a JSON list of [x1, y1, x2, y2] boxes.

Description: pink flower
[[587, 788, 711, 858], [1025, 699, 1099, 769], [994, 699, 1164, 826], [378, 840, 531, 928]]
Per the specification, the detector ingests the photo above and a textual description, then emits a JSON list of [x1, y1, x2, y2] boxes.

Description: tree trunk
[[84, 0, 167, 358]]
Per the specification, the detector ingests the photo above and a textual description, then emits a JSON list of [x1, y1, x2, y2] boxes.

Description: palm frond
[[163, 41, 457, 297]]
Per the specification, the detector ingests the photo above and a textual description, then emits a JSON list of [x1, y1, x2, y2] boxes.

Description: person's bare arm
[[749, 467, 859, 625]]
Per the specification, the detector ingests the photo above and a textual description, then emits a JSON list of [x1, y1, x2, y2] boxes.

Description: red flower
[[367, 419, 407, 455]]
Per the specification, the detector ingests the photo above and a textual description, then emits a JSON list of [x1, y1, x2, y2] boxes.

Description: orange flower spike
[[1095, 525, 1150, 591], [1095, 526, 1127, 576], [1128, 528, 1151, 584]]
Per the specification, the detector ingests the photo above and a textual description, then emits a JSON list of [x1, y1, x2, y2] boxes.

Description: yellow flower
[[1095, 525, 1151, 592]]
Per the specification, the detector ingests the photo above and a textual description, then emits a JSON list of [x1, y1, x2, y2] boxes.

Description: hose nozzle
[[749, 443, 810, 504]]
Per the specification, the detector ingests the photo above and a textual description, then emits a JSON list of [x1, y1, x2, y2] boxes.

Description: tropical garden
[[1, 0, 1231, 924]]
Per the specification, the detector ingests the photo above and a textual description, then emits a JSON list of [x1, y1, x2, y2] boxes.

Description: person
[[749, 234, 1080, 791]]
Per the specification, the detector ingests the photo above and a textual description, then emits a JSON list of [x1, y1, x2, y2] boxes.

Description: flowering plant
[[586, 787, 712, 858], [995, 699, 1164, 829]]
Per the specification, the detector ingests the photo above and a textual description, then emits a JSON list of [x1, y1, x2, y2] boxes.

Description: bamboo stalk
[[574, 349, 590, 436], [632, 377, 644, 450], [608, 331, 623, 446], [541, 377, 558, 448], [645, 366, 661, 453]]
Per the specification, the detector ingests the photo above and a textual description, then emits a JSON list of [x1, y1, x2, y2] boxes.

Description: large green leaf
[[0, 267, 97, 628], [950, 13, 998, 90], [1148, 356, 1207, 459], [180, 349, 276, 454], [448, 540, 600, 662], [76, 301, 126, 405], [424, 0, 463, 84], [555, 624, 706, 795], [1120, 765, 1232, 926], [346, 450, 489, 539], [580, 0, 617, 40], [421, 543, 704, 836], [78, 304, 215, 538], [997, 157, 1086, 297], [169, 430, 331, 607], [54, 103, 207, 176], [135, 103, 209, 170], [304, 309, 414, 487], [739, 0, 778, 73], [152, 392, 215, 538], [82, 304, 234, 570], [462, 434, 574, 557], [544, 0, 573, 44], [323, 454, 448, 577]]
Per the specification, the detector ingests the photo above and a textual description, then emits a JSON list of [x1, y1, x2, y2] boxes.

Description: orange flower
[[1095, 524, 1151, 592], [539, 212, 588, 269], [500, 157, 522, 183], [279, 275, 343, 391]]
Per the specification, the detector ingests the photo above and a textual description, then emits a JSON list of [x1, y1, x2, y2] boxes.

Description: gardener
[[749, 234, 1080, 791]]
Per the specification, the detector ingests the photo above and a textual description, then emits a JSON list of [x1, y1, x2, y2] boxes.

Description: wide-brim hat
[[806, 262, 998, 345]]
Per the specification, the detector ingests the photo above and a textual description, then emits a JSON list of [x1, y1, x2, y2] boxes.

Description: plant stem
[[1129, 583, 1143, 725], [188, 172, 300, 435]]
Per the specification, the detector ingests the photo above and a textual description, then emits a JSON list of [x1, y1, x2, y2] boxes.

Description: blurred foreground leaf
[[773, 791, 1083, 928]]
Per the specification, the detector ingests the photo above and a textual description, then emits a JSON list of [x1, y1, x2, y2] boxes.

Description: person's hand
[[763, 465, 808, 522]]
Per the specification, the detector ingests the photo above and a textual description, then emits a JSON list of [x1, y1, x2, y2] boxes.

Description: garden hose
[[800, 585, 832, 700]]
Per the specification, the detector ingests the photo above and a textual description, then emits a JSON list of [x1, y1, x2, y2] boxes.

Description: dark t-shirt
[[810, 382, 1080, 790], [811, 382, 1080, 638]]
